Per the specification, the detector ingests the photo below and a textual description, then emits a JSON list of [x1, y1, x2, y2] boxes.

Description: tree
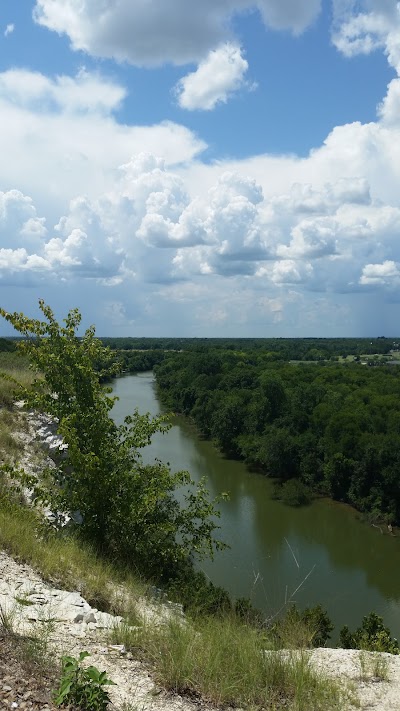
[[0, 301, 225, 577], [340, 613, 399, 654]]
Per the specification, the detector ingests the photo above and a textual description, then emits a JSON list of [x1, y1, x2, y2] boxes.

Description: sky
[[1, 1, 400, 337]]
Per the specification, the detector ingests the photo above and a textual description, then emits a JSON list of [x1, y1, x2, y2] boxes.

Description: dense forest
[[154, 349, 400, 525], [5, 330, 400, 523], [101, 336, 396, 361]]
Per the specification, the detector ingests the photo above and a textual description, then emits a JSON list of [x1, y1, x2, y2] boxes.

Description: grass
[[0, 353, 33, 463], [0, 495, 355, 710], [0, 598, 55, 675], [111, 617, 351, 710], [0, 422, 23, 459], [0, 601, 16, 635], [359, 650, 389, 682], [0, 352, 34, 408], [0, 499, 144, 620], [0, 353, 145, 622]]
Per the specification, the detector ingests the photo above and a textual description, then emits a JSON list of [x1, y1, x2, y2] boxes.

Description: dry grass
[[111, 616, 351, 710], [359, 650, 389, 682], [0, 500, 144, 618]]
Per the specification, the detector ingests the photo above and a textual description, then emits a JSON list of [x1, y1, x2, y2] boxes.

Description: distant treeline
[[154, 350, 400, 525], [0, 338, 16, 353], [100, 336, 397, 361]]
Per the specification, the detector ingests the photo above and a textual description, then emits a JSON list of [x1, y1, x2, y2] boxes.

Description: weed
[[0, 352, 34, 408], [0, 602, 16, 635], [54, 651, 116, 710], [14, 595, 35, 606], [359, 650, 389, 682], [0, 599, 55, 675]]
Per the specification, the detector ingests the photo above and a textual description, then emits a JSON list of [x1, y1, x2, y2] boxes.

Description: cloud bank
[[2, 2, 400, 333]]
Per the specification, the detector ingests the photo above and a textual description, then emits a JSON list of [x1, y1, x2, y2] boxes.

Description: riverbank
[[111, 373, 400, 641], [2, 543, 400, 711], [0, 396, 400, 709]]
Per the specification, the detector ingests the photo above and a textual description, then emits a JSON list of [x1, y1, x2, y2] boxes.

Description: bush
[[166, 566, 232, 617], [54, 651, 115, 710], [271, 604, 333, 648], [273, 479, 312, 507], [340, 612, 399, 654], [0, 301, 225, 580]]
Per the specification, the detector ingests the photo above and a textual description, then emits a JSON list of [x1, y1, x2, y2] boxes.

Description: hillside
[[1, 407, 400, 711]]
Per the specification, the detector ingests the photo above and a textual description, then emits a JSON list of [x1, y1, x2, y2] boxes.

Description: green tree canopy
[[0, 300, 224, 578]]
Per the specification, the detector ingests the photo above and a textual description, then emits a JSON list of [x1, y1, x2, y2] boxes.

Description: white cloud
[[0, 160, 269, 286], [33, 0, 321, 66], [271, 259, 313, 285], [0, 189, 47, 250], [103, 301, 134, 327], [0, 68, 206, 221], [4, 24, 14, 37], [377, 78, 400, 126], [360, 260, 400, 285], [4, 118, 400, 316], [270, 178, 371, 218], [175, 43, 251, 110], [5, 9, 400, 333], [0, 68, 127, 115], [332, 1, 400, 74], [277, 218, 338, 259]]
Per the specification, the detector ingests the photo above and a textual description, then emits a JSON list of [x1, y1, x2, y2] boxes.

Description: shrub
[[54, 651, 115, 710], [273, 479, 312, 507], [271, 604, 333, 648], [340, 612, 399, 654]]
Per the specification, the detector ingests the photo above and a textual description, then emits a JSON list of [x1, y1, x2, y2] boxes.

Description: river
[[112, 372, 400, 640]]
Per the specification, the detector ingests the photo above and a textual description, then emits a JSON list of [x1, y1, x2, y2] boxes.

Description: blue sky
[[1, 0, 400, 336]]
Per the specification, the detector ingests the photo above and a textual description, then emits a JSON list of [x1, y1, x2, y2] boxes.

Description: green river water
[[112, 372, 400, 640]]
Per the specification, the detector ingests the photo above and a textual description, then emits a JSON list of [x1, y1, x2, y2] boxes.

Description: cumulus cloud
[[360, 260, 400, 286], [0, 68, 206, 218], [270, 178, 371, 218], [4, 24, 14, 37], [169, 171, 271, 278], [33, 0, 321, 66], [0, 158, 270, 287], [5, 3, 400, 333], [257, 0, 321, 34], [271, 259, 313, 285], [0, 189, 47, 250], [332, 0, 400, 74], [0, 188, 123, 284], [4, 135, 400, 310], [277, 218, 338, 260], [175, 43, 252, 110], [377, 78, 400, 126]]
